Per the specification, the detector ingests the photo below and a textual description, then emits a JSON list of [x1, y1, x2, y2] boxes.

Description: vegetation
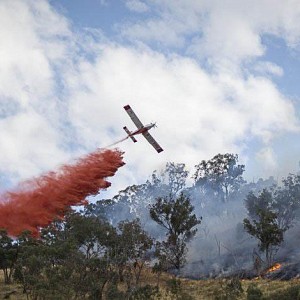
[[150, 193, 201, 273], [1, 153, 300, 299], [243, 190, 285, 267], [0, 229, 18, 284], [3, 273, 300, 300], [193, 153, 245, 202], [246, 283, 263, 300], [243, 183, 300, 268]]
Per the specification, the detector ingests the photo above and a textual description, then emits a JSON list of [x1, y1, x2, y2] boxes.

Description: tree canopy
[[194, 153, 245, 202], [149, 193, 201, 272]]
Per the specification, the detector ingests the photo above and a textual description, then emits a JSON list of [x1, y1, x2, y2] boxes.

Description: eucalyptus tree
[[149, 193, 201, 273]]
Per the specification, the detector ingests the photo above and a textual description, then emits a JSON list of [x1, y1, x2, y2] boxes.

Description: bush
[[215, 277, 244, 300], [247, 283, 263, 300], [129, 285, 161, 300], [166, 278, 194, 300], [106, 284, 126, 300], [266, 284, 300, 300]]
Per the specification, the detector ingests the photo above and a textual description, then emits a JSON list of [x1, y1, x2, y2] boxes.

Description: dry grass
[[242, 278, 300, 298], [131, 268, 300, 299], [1, 269, 300, 299], [177, 278, 300, 299], [0, 272, 26, 300]]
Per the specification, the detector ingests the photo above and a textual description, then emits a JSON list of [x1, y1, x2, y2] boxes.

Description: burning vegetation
[[267, 263, 282, 273]]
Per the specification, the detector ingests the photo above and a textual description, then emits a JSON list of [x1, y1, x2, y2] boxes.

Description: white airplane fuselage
[[129, 123, 155, 136]]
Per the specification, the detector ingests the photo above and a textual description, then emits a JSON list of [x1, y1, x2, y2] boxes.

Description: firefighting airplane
[[123, 105, 163, 153]]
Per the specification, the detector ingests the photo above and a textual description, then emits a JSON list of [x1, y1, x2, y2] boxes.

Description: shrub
[[166, 278, 194, 300], [247, 283, 263, 300], [215, 277, 244, 300], [129, 285, 161, 300], [266, 284, 300, 300]]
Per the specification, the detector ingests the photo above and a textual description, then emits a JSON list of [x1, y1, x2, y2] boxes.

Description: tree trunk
[[266, 246, 271, 267], [3, 268, 11, 284]]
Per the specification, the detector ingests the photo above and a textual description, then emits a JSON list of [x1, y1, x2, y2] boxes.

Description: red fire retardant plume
[[0, 149, 125, 237]]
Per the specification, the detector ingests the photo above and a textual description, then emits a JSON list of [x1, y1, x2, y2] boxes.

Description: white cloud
[[0, 0, 72, 184], [0, 0, 71, 113], [125, 0, 149, 13], [253, 61, 284, 77], [121, 0, 300, 68], [0, 0, 300, 195], [0, 111, 70, 181], [65, 45, 299, 187]]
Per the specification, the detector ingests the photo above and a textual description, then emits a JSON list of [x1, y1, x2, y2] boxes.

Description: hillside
[[1, 270, 300, 300]]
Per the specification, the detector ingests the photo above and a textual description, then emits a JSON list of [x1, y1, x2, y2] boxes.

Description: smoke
[[0, 149, 125, 237], [93, 164, 289, 278]]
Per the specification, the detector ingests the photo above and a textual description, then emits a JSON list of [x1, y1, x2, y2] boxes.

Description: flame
[[267, 263, 282, 273]]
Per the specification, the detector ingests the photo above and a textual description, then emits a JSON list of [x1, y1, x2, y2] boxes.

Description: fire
[[267, 263, 282, 273]]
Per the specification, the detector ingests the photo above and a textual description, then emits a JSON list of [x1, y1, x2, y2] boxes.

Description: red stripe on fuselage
[[130, 127, 148, 136]]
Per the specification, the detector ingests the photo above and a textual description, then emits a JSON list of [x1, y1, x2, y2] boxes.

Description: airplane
[[123, 105, 163, 153]]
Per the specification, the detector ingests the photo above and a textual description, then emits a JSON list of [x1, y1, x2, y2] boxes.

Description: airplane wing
[[142, 131, 164, 153], [124, 105, 143, 129]]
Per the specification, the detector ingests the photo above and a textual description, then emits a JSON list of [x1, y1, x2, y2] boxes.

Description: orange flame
[[267, 263, 282, 273]]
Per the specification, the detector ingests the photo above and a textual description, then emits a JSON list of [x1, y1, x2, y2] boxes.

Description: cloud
[[121, 0, 300, 68], [0, 110, 69, 180], [0, 0, 299, 194], [253, 61, 284, 77], [125, 0, 149, 13], [64, 45, 299, 184], [0, 0, 72, 184], [0, 0, 71, 108]]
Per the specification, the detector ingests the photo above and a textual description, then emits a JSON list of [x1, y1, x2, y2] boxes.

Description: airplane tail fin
[[123, 126, 137, 143]]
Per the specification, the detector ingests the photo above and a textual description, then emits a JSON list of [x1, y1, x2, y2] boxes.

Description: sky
[[1, 0, 300, 197]]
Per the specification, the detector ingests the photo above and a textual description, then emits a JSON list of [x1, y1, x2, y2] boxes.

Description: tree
[[244, 190, 271, 220], [14, 212, 121, 300], [246, 173, 300, 232], [149, 193, 201, 273], [243, 190, 285, 267], [63, 212, 120, 299], [272, 174, 300, 231], [0, 229, 19, 284], [117, 219, 153, 287], [84, 162, 189, 231], [193, 153, 245, 202], [65, 212, 116, 259], [162, 162, 189, 196], [88, 183, 151, 226], [13, 230, 49, 298]]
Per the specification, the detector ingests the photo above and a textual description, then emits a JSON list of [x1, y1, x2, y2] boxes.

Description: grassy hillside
[[0, 272, 25, 300], [1, 270, 300, 300]]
